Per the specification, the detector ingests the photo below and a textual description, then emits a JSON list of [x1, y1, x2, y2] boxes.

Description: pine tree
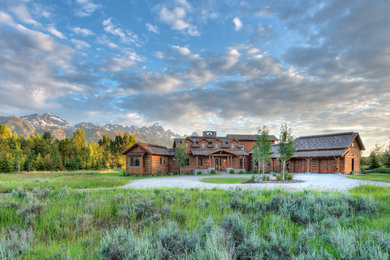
[[369, 151, 381, 169], [384, 152, 390, 168]]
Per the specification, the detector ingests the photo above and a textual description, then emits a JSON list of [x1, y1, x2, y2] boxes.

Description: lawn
[[200, 177, 250, 184], [347, 173, 390, 183], [0, 185, 389, 259], [0, 170, 148, 193]]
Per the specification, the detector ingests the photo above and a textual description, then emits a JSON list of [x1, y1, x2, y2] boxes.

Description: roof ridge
[[297, 132, 356, 139], [139, 142, 169, 149]]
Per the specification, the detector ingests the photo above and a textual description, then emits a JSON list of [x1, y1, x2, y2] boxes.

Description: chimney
[[203, 131, 217, 137]]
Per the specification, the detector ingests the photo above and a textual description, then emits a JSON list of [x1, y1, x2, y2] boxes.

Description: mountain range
[[0, 113, 181, 147]]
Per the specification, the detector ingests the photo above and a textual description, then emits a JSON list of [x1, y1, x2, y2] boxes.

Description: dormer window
[[185, 142, 189, 148], [201, 143, 206, 148], [215, 143, 219, 148], [231, 143, 235, 149]]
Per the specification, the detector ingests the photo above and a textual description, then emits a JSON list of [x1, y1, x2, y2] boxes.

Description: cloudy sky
[[0, 0, 389, 152]]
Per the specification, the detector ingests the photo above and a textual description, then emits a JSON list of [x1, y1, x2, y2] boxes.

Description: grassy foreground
[[200, 177, 250, 184], [0, 185, 389, 259], [0, 170, 148, 193], [348, 173, 390, 183]]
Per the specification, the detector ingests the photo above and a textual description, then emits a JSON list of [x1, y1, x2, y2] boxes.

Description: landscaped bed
[[199, 177, 251, 184], [0, 185, 389, 258], [242, 179, 304, 184]]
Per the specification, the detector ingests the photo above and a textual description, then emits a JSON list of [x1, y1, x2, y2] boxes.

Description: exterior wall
[[150, 155, 170, 175], [240, 140, 256, 153], [343, 139, 361, 173], [125, 146, 145, 175]]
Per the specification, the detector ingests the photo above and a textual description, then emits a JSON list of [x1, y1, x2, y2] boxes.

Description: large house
[[123, 131, 364, 175]]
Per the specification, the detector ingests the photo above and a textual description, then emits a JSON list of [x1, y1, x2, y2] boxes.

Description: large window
[[185, 158, 190, 166], [231, 143, 235, 149], [240, 159, 243, 168], [199, 158, 203, 166], [201, 143, 206, 148], [130, 157, 140, 167], [215, 143, 219, 148]]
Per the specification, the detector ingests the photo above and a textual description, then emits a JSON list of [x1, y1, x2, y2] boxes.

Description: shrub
[[210, 169, 216, 174], [350, 171, 354, 175], [251, 175, 256, 181], [135, 173, 140, 177], [328, 226, 356, 259], [0, 228, 34, 259], [134, 197, 155, 220], [285, 172, 294, 180], [173, 171, 178, 175], [361, 168, 367, 174], [161, 205, 171, 217], [276, 174, 283, 181], [262, 175, 269, 181], [175, 210, 187, 224], [230, 169, 235, 174], [75, 214, 94, 235], [99, 228, 154, 259], [221, 214, 248, 246], [197, 171, 202, 175], [239, 170, 245, 174], [185, 171, 193, 175]]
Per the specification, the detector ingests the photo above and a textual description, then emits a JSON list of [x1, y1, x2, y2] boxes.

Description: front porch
[[192, 149, 248, 172]]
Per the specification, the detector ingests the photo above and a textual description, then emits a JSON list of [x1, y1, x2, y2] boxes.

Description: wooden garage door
[[311, 160, 319, 173]]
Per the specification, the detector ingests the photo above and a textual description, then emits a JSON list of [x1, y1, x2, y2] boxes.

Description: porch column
[[336, 157, 340, 173], [209, 156, 211, 168], [306, 158, 311, 173], [243, 157, 245, 169], [212, 155, 214, 168], [140, 156, 144, 175]]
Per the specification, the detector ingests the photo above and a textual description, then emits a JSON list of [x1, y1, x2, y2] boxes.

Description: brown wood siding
[[343, 139, 361, 173], [150, 155, 170, 175]]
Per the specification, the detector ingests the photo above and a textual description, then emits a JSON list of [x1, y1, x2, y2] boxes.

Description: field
[[0, 170, 146, 193], [0, 183, 389, 259], [348, 173, 390, 183]]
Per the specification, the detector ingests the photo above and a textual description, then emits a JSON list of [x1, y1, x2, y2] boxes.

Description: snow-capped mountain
[[0, 113, 181, 146]]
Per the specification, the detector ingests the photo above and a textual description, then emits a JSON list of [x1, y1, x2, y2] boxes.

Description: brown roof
[[122, 143, 174, 156], [260, 132, 364, 158], [226, 134, 278, 141], [191, 149, 249, 156]]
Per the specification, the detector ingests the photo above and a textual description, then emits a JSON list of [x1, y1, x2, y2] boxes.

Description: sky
[[0, 0, 389, 152]]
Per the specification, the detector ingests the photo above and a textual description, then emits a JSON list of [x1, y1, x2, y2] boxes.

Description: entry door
[[215, 158, 221, 170]]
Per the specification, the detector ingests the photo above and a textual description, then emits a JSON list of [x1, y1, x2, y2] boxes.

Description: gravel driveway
[[122, 173, 390, 192]]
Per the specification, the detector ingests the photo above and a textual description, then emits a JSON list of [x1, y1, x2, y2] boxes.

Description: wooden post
[[196, 156, 199, 168], [336, 157, 340, 173], [306, 158, 312, 173], [140, 156, 144, 175]]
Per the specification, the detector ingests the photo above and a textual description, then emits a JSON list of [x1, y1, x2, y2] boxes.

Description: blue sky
[[0, 0, 390, 152]]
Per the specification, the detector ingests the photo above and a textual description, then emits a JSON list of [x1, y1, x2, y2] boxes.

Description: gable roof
[[294, 132, 365, 151], [249, 132, 365, 158], [191, 149, 248, 156], [122, 143, 175, 156], [227, 134, 278, 141]]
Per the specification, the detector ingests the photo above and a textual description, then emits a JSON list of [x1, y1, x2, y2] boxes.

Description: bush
[[285, 172, 294, 180], [350, 171, 354, 175], [210, 169, 216, 174], [135, 173, 140, 177], [99, 228, 154, 259], [239, 170, 245, 174], [173, 171, 178, 175], [230, 169, 235, 174], [197, 171, 202, 175], [0, 228, 34, 259], [262, 175, 269, 181], [185, 171, 192, 175], [221, 214, 248, 246], [276, 174, 283, 181], [366, 168, 390, 174], [251, 175, 256, 181]]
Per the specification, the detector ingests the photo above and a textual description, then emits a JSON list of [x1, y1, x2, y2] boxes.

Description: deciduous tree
[[278, 123, 296, 180]]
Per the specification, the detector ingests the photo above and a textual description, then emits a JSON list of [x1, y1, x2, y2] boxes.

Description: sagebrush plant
[[0, 186, 389, 259]]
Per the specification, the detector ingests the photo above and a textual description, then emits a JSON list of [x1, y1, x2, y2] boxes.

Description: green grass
[[0, 185, 389, 259], [347, 173, 390, 183], [199, 177, 250, 184], [0, 170, 148, 193]]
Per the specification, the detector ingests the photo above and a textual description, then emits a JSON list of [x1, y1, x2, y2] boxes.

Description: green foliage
[[197, 171, 202, 175], [210, 169, 216, 174], [239, 170, 245, 174], [369, 145, 382, 169], [284, 172, 294, 180], [175, 142, 188, 174], [252, 125, 272, 175], [384, 152, 390, 168], [0, 186, 389, 258], [276, 174, 283, 181], [230, 169, 235, 174], [262, 175, 269, 181], [278, 123, 296, 180], [366, 168, 390, 174], [0, 124, 136, 173]]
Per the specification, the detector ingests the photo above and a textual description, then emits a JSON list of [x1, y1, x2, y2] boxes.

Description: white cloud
[[72, 27, 94, 36], [158, 4, 200, 36], [102, 18, 140, 45], [171, 45, 191, 56], [47, 25, 66, 39], [145, 23, 159, 34], [75, 0, 101, 17], [233, 17, 242, 31], [71, 39, 90, 49], [10, 5, 40, 26]]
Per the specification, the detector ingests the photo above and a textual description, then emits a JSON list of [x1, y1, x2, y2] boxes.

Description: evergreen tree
[[50, 144, 63, 170], [384, 152, 390, 168], [278, 123, 296, 180], [369, 145, 382, 169]]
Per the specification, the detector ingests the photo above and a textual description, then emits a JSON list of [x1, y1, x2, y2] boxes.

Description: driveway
[[122, 173, 390, 192]]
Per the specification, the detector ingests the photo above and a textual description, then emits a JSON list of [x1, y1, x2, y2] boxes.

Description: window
[[160, 157, 162, 165], [215, 143, 219, 148], [185, 142, 189, 148], [164, 159, 166, 165], [231, 143, 235, 149], [185, 158, 190, 166], [240, 159, 243, 168], [130, 157, 140, 167], [201, 143, 206, 148], [241, 145, 245, 150], [199, 158, 203, 166]]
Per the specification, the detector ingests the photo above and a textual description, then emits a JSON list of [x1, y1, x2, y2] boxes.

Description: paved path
[[121, 173, 390, 192]]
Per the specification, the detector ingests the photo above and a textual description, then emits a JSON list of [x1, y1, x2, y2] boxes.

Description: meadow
[[348, 173, 390, 183], [0, 184, 389, 259]]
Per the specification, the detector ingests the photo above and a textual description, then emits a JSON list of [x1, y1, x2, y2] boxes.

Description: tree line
[[0, 125, 136, 173], [366, 141, 390, 169]]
